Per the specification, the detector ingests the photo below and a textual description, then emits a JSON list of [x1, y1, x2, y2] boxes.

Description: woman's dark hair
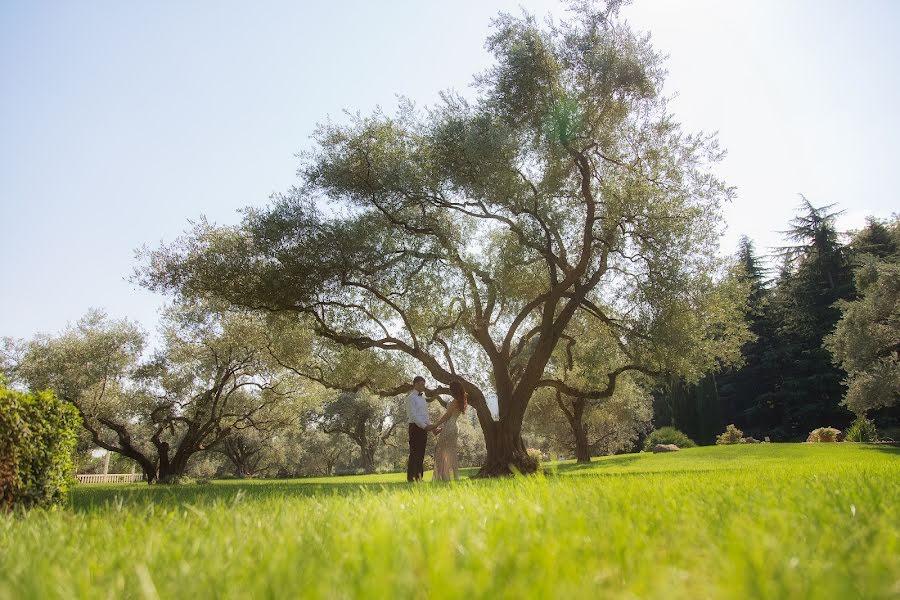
[[448, 380, 468, 414]]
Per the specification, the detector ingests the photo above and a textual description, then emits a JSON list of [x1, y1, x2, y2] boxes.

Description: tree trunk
[[152, 442, 194, 484], [573, 424, 590, 463], [478, 418, 538, 477], [156, 458, 191, 484], [361, 446, 376, 474], [460, 382, 537, 477], [571, 400, 590, 463], [555, 390, 591, 463]]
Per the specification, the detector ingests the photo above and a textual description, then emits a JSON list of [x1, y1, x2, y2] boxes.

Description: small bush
[[807, 427, 841, 443], [423, 454, 435, 472], [716, 424, 744, 445], [643, 427, 696, 451], [526, 448, 544, 471], [159, 475, 196, 485], [0, 381, 81, 511], [844, 416, 878, 443]]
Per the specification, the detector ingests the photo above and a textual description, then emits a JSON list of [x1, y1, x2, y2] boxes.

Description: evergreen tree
[[716, 237, 780, 438], [827, 216, 900, 432], [653, 236, 768, 444], [765, 197, 855, 439]]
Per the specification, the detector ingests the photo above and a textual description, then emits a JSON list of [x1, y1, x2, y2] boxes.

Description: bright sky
[[2, 0, 898, 343]]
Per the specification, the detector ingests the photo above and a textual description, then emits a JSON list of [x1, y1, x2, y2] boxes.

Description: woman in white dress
[[432, 380, 468, 482]]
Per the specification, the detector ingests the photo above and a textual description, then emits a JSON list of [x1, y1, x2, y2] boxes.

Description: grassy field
[[1, 444, 898, 599]]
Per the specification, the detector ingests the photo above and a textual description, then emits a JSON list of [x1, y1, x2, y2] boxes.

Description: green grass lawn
[[2, 444, 898, 599]]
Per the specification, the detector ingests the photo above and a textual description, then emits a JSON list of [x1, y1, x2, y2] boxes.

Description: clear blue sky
[[2, 0, 898, 343]]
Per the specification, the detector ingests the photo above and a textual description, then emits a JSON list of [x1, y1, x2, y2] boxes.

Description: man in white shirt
[[406, 375, 435, 482]]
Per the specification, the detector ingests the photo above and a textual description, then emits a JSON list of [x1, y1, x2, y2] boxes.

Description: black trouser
[[407, 423, 427, 482]]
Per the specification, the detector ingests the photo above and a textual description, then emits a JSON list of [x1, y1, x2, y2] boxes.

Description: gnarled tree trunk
[[555, 390, 591, 463], [470, 385, 538, 477]]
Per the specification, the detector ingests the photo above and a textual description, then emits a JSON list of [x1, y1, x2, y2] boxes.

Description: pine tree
[[653, 236, 772, 443], [717, 237, 779, 438], [765, 197, 856, 439]]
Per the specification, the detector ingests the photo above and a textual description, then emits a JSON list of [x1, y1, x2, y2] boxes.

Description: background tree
[[651, 374, 724, 445], [826, 216, 900, 422], [316, 392, 402, 474], [139, 1, 747, 475], [524, 378, 651, 460], [289, 429, 354, 477], [532, 311, 658, 461], [214, 427, 276, 478], [653, 236, 774, 445], [714, 236, 779, 438], [764, 198, 856, 438], [12, 306, 298, 483]]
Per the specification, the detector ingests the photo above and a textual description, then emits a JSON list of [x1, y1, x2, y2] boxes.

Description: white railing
[[76, 473, 145, 484]]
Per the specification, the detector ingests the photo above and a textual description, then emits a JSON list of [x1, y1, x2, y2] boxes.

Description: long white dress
[[433, 401, 460, 481]]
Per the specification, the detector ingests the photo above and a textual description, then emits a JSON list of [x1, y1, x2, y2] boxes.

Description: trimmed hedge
[[0, 381, 80, 510]]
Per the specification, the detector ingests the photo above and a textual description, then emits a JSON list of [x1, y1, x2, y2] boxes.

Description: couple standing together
[[405, 376, 468, 482]]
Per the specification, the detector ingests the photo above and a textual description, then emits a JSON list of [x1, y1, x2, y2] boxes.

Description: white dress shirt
[[406, 391, 430, 429]]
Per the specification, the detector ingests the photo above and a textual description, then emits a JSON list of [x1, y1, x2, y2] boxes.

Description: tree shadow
[[70, 471, 486, 513], [856, 442, 900, 456], [549, 454, 644, 474]]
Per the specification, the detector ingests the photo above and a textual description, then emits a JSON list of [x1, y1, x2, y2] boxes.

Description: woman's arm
[[432, 400, 456, 428]]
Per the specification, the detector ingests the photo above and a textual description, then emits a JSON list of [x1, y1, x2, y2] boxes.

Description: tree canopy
[[138, 1, 748, 474], [9, 305, 304, 483], [826, 217, 900, 415]]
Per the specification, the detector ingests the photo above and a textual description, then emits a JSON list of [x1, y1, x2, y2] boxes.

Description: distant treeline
[[653, 199, 900, 443]]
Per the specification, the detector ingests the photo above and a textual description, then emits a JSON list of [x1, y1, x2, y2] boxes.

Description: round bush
[[0, 381, 80, 510], [806, 427, 841, 443], [844, 416, 878, 442], [643, 427, 696, 451], [716, 424, 744, 445]]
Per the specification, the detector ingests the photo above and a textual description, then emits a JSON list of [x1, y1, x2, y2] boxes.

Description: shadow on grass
[[71, 467, 484, 513], [550, 454, 643, 474], [857, 442, 900, 457], [70, 480, 410, 512]]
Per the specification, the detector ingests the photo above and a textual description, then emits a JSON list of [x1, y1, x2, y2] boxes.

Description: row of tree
[[1, 306, 488, 482], [6, 2, 894, 483], [1, 296, 650, 482], [5, 204, 894, 483], [654, 202, 900, 443]]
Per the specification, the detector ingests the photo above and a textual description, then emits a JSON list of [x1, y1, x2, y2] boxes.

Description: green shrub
[[716, 424, 744, 445], [0, 381, 81, 510], [806, 427, 841, 443], [844, 416, 878, 442], [643, 427, 696, 451]]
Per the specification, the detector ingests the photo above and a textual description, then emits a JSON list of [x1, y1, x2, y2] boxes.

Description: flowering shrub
[[716, 424, 744, 445], [526, 448, 544, 471], [807, 427, 841, 443]]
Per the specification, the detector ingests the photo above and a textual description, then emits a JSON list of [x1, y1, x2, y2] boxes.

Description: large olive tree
[[140, 1, 748, 475]]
